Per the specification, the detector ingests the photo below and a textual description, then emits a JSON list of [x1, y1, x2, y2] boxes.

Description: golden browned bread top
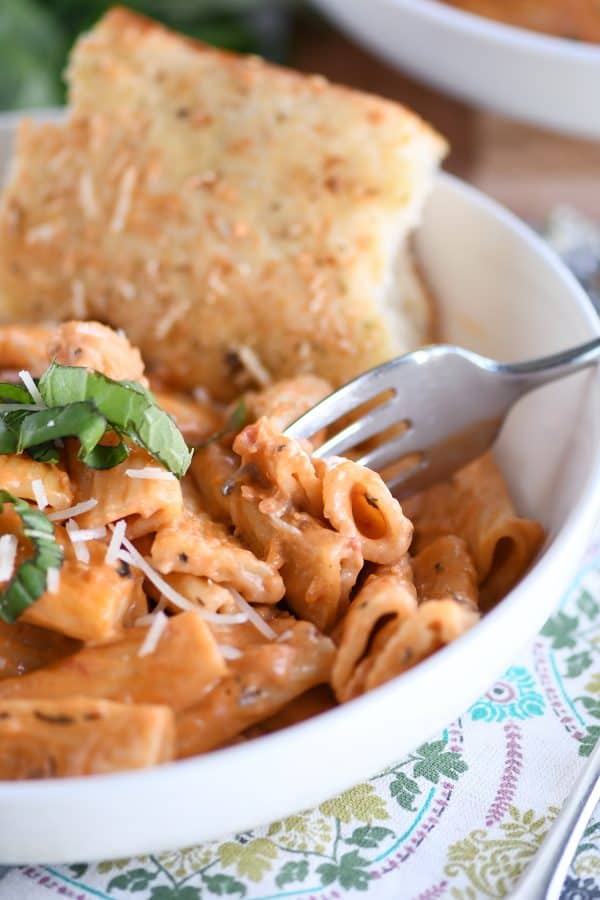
[[0, 8, 446, 400]]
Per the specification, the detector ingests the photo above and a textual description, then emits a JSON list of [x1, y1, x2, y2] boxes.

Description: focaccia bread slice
[[0, 8, 446, 400]]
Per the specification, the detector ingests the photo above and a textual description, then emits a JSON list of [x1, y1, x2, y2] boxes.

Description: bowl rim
[[381, 0, 600, 61], [0, 168, 598, 806]]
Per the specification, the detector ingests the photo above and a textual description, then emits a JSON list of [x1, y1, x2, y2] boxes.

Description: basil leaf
[[17, 403, 107, 458], [0, 489, 64, 623], [0, 383, 32, 403], [80, 439, 129, 470], [0, 418, 18, 454], [40, 364, 192, 477], [27, 442, 61, 464]]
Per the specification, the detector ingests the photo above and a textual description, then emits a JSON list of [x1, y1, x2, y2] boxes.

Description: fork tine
[[284, 359, 405, 441], [311, 397, 405, 458], [385, 460, 429, 497], [355, 427, 421, 471]]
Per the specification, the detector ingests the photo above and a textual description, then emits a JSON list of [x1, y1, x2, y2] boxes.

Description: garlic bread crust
[[0, 8, 445, 400]]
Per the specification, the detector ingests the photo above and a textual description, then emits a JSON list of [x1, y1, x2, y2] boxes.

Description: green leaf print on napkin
[[274, 860, 309, 888], [319, 783, 389, 823], [346, 825, 394, 848], [579, 726, 600, 758], [445, 804, 559, 898], [317, 849, 372, 891], [217, 838, 278, 882], [540, 611, 579, 649], [203, 873, 246, 896], [413, 739, 469, 783], [577, 589, 600, 620], [108, 867, 156, 892], [564, 651, 594, 678], [390, 773, 421, 811], [586, 674, 600, 694]]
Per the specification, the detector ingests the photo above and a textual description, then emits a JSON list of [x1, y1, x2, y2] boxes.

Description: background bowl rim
[[365, 0, 600, 61]]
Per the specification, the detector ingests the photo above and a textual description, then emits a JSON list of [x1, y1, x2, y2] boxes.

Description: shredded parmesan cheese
[[68, 525, 107, 542], [125, 468, 177, 481], [0, 534, 18, 582], [228, 588, 277, 640], [31, 479, 49, 510], [236, 345, 272, 387], [138, 610, 168, 657], [218, 644, 243, 661], [66, 519, 90, 564], [110, 166, 137, 233], [79, 172, 98, 219], [46, 567, 60, 595], [48, 499, 99, 522], [105, 519, 126, 566], [116, 534, 247, 625], [134, 598, 167, 627], [18, 370, 44, 407]]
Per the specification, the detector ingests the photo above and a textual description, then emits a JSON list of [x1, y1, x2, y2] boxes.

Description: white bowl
[[312, 0, 600, 138], [0, 112, 599, 864]]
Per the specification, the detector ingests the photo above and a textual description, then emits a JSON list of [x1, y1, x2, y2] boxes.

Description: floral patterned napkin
[[1, 211, 599, 900]]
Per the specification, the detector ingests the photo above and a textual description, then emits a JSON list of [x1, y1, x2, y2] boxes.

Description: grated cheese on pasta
[[48, 499, 98, 522], [236, 345, 272, 387], [18, 370, 44, 407], [228, 587, 277, 640], [46, 567, 60, 595], [138, 610, 168, 657], [67, 525, 107, 542], [0, 534, 18, 582], [105, 519, 126, 566], [116, 533, 248, 626], [125, 468, 177, 481], [218, 644, 243, 661], [66, 519, 90, 564], [31, 478, 49, 510]]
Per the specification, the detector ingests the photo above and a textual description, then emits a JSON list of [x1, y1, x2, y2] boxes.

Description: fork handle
[[510, 733, 600, 900], [501, 337, 600, 392]]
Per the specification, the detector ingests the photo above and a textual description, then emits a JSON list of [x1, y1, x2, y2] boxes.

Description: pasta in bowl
[[0, 171, 597, 863], [0, 317, 544, 776]]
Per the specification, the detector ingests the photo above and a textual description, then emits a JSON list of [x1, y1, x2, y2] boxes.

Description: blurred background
[[0, 0, 301, 111]]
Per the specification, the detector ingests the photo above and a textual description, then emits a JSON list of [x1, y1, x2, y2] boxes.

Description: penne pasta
[[48, 320, 147, 383], [176, 621, 335, 756], [0, 324, 54, 376], [0, 611, 226, 710], [318, 456, 413, 564], [21, 530, 144, 643], [69, 445, 183, 533], [0, 620, 79, 679], [331, 558, 418, 701], [0, 456, 72, 511], [231, 492, 363, 632], [0, 697, 174, 778], [242, 375, 332, 434], [0, 318, 544, 777], [152, 389, 225, 445], [233, 418, 323, 519], [411, 535, 479, 609], [365, 599, 479, 690], [151, 510, 285, 605], [403, 453, 544, 608]]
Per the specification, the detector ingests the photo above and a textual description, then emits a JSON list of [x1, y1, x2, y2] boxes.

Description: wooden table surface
[[292, 22, 600, 221]]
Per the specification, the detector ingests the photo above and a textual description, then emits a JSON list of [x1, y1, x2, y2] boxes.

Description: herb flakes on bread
[[0, 8, 446, 400]]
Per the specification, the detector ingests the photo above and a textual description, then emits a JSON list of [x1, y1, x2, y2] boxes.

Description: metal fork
[[285, 338, 600, 497], [511, 732, 600, 899]]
